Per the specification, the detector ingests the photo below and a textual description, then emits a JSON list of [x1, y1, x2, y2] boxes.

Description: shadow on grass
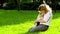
[[52, 10, 60, 19], [0, 10, 38, 26], [0, 10, 60, 26], [21, 32, 39, 34]]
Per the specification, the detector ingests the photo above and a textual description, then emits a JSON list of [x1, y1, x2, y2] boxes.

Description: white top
[[36, 11, 52, 26]]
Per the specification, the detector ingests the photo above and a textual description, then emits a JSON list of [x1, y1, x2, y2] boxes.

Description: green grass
[[0, 10, 60, 34]]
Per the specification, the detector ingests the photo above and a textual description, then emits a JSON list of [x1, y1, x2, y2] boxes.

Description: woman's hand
[[34, 20, 39, 26], [39, 13, 46, 23], [40, 17, 43, 20]]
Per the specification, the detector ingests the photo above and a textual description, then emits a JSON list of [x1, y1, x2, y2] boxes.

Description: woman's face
[[41, 10, 46, 14]]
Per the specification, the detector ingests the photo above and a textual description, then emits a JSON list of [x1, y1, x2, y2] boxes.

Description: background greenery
[[1, 0, 60, 10], [0, 9, 60, 34]]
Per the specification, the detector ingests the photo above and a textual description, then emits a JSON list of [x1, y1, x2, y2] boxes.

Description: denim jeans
[[28, 24, 49, 32]]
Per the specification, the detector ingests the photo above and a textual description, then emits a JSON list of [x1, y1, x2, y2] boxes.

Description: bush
[[3, 2, 41, 10], [3, 1, 60, 10], [20, 2, 41, 10], [3, 2, 17, 10]]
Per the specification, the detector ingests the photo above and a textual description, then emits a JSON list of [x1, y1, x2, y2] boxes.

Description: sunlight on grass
[[0, 17, 60, 34], [0, 21, 34, 34]]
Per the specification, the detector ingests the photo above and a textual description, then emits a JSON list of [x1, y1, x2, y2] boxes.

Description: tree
[[51, 0, 56, 12], [13, 0, 20, 11], [0, 0, 7, 9], [33, 0, 36, 2], [16, 0, 20, 11]]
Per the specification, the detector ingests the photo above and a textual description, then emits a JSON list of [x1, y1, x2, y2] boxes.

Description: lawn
[[0, 10, 60, 34]]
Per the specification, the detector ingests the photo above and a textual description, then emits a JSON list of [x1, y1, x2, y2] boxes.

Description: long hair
[[38, 4, 52, 14]]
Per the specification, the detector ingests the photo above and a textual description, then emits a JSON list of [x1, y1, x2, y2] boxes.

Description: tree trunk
[[0, 3, 3, 9], [33, 0, 36, 2], [51, 0, 56, 12], [14, 0, 20, 11], [40, 0, 43, 4], [0, 0, 3, 9], [17, 0, 20, 11]]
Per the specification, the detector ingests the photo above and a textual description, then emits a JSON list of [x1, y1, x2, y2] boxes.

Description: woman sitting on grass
[[28, 4, 52, 32]]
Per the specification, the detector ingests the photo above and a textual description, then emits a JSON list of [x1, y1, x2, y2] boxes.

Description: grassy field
[[0, 10, 60, 34]]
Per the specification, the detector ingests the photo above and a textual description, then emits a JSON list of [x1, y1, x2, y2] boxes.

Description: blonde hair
[[38, 4, 52, 14]]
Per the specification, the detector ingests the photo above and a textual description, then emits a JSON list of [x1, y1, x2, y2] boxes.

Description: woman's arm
[[39, 19, 46, 23], [39, 12, 50, 23]]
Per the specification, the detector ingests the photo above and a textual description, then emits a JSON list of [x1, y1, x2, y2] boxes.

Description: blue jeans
[[28, 24, 49, 32]]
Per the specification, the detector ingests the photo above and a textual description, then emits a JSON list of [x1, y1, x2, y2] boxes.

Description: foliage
[[20, 2, 40, 10], [3, 3, 17, 10], [3, 0, 60, 10]]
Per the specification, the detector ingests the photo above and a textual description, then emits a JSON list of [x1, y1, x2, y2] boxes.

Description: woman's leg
[[28, 24, 49, 32]]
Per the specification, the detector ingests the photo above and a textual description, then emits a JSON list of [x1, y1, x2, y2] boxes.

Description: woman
[[28, 4, 52, 32]]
